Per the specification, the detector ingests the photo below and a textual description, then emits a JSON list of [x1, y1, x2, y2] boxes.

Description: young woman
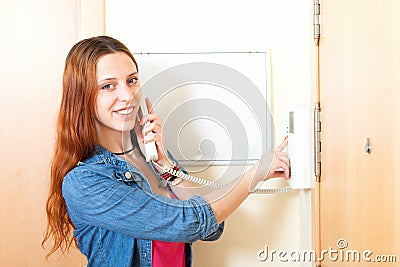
[[42, 36, 290, 267]]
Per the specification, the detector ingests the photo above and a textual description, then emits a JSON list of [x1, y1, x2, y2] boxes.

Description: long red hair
[[42, 36, 138, 258]]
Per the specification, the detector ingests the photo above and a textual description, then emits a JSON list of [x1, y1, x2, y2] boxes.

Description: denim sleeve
[[62, 167, 219, 243], [167, 151, 225, 241], [201, 221, 224, 241], [167, 150, 225, 241]]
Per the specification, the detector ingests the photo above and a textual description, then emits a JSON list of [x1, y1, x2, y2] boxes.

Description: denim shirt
[[62, 145, 224, 267]]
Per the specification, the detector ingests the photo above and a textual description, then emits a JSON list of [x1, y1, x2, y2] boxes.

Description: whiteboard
[[135, 52, 273, 166]]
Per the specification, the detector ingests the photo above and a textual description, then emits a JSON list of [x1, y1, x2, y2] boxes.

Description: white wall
[[106, 0, 314, 266]]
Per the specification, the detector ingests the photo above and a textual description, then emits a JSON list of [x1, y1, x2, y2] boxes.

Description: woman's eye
[[128, 77, 138, 85], [101, 83, 114, 90]]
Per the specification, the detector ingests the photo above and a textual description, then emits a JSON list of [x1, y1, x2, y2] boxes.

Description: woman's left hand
[[136, 97, 170, 166]]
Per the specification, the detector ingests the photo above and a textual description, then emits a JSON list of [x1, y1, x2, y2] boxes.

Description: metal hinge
[[313, 0, 321, 46], [314, 102, 321, 182]]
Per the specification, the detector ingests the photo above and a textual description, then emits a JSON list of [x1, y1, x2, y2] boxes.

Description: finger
[[144, 132, 165, 147], [269, 168, 290, 180], [142, 121, 162, 137], [269, 157, 290, 178], [278, 170, 290, 180], [143, 132, 156, 144], [139, 113, 149, 126], [281, 162, 290, 180], [145, 114, 162, 126], [141, 115, 162, 132], [275, 151, 290, 166], [270, 171, 287, 179], [275, 136, 288, 152], [281, 163, 290, 180], [142, 122, 164, 140], [273, 161, 289, 175]]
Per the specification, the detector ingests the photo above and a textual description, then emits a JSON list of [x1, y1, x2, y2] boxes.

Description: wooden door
[[0, 1, 85, 266], [317, 0, 400, 266]]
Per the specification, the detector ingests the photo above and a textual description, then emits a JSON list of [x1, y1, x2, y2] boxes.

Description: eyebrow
[[98, 72, 138, 83]]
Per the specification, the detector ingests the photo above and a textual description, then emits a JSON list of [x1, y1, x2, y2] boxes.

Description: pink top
[[152, 240, 185, 267]]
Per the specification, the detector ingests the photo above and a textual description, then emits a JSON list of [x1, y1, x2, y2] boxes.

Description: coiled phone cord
[[153, 161, 291, 194]]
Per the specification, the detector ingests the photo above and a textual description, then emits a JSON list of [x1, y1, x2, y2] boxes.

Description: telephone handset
[[138, 97, 159, 162]]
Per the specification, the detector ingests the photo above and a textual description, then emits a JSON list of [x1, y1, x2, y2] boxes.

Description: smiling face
[[95, 52, 142, 138]]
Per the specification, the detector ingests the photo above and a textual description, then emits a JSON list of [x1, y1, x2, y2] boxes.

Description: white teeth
[[117, 108, 133, 115]]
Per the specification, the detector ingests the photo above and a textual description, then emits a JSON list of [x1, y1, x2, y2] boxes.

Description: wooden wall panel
[[0, 1, 85, 266], [318, 0, 400, 266]]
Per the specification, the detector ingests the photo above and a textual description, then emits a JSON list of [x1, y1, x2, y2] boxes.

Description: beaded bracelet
[[159, 161, 175, 178], [158, 162, 177, 179], [156, 161, 183, 186]]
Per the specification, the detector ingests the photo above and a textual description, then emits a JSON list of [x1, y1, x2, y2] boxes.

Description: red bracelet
[[160, 165, 180, 181], [160, 172, 172, 180]]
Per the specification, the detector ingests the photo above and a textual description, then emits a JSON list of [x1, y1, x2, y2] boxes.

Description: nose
[[117, 84, 134, 102]]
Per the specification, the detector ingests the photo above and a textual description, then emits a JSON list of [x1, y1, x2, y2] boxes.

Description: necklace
[[113, 147, 135, 155]]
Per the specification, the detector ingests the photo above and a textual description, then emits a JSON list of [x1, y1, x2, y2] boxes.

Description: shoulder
[[64, 145, 118, 182], [62, 155, 140, 197], [62, 165, 102, 196], [61, 151, 115, 197]]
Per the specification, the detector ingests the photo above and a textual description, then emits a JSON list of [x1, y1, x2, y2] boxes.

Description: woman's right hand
[[267, 137, 290, 180], [249, 137, 290, 192]]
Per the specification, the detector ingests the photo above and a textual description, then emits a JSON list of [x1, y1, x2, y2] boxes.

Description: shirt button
[[125, 172, 132, 179]]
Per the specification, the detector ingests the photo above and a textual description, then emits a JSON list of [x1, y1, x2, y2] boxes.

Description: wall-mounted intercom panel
[[287, 105, 314, 189]]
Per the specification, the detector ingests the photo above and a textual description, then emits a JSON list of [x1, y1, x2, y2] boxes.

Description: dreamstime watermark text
[[257, 238, 397, 263]]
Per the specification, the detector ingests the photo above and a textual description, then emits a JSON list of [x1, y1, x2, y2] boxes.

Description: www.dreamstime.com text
[[257, 238, 397, 263]]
